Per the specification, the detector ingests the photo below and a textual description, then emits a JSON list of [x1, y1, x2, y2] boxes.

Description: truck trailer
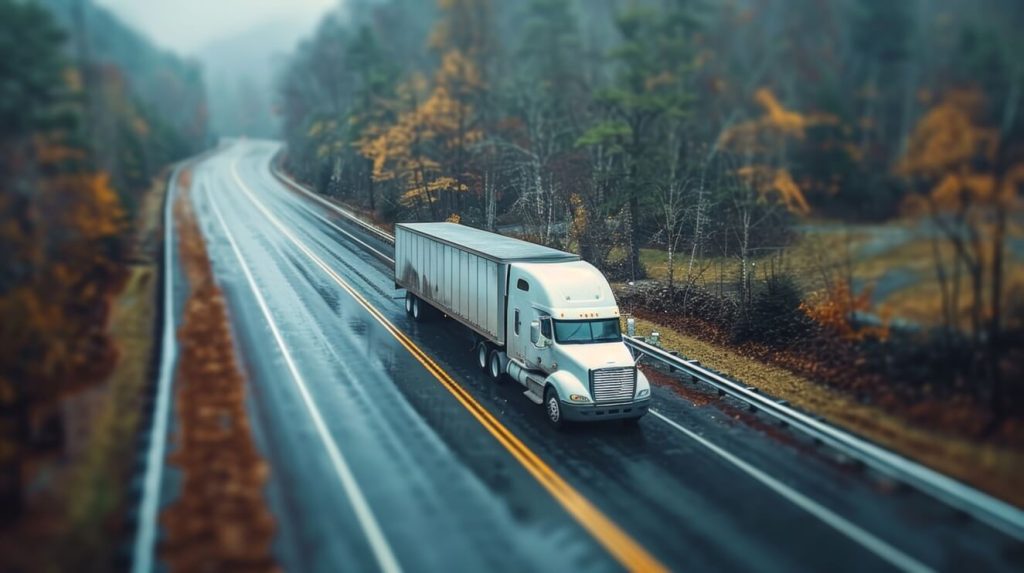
[[395, 222, 650, 427]]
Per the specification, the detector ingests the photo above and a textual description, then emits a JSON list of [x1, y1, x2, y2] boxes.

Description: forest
[[0, 0, 207, 529], [280, 0, 1023, 433]]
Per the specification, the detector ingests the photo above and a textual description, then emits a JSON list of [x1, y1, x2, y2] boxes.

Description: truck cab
[[504, 261, 651, 427]]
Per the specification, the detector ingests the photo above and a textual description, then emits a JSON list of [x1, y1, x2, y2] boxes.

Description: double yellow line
[[231, 159, 667, 572]]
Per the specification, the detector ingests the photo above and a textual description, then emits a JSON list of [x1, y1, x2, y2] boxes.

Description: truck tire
[[411, 296, 427, 322], [405, 292, 414, 315], [544, 386, 566, 430], [488, 350, 504, 382], [477, 342, 489, 371]]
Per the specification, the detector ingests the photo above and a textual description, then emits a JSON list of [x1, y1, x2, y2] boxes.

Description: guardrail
[[270, 152, 1024, 542], [269, 154, 396, 247], [131, 164, 182, 573], [623, 335, 1024, 541]]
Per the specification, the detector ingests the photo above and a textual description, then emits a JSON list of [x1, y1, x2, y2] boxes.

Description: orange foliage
[[736, 165, 811, 215], [719, 88, 838, 150], [33, 135, 86, 166], [801, 281, 890, 342], [898, 86, 1023, 217], [718, 88, 837, 215], [0, 169, 126, 392], [898, 88, 998, 181]]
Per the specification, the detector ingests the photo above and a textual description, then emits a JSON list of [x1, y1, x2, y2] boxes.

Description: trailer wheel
[[404, 292, 414, 315], [411, 296, 427, 321], [544, 386, 565, 430], [477, 342, 489, 371], [488, 350, 504, 382]]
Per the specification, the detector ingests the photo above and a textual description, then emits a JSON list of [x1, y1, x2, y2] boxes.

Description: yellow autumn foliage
[[736, 165, 811, 216], [359, 49, 484, 211], [899, 87, 1019, 212], [717, 88, 839, 216], [898, 88, 998, 179]]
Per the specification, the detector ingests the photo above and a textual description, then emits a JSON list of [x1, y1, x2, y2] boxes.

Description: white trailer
[[395, 223, 650, 427]]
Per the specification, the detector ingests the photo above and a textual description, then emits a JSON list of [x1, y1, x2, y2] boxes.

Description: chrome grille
[[589, 367, 637, 403]]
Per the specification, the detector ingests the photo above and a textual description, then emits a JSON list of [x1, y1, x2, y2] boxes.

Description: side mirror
[[530, 321, 541, 345]]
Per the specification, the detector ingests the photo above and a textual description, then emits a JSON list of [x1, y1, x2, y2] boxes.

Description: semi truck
[[395, 222, 650, 428]]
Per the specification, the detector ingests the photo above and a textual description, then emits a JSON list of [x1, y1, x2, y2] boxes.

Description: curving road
[[164, 140, 1019, 572]]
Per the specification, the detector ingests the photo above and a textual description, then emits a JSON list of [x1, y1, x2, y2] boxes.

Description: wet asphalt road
[[177, 140, 1021, 572]]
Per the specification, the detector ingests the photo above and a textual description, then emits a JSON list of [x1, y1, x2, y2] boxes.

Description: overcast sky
[[94, 0, 338, 55]]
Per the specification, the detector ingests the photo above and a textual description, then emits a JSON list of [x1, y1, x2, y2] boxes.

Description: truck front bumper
[[560, 398, 651, 422]]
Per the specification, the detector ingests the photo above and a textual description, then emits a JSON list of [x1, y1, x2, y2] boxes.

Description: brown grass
[[159, 173, 277, 573]]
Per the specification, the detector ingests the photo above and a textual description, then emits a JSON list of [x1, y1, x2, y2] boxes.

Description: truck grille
[[590, 367, 637, 403]]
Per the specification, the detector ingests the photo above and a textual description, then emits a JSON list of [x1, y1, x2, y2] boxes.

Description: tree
[[899, 84, 1023, 418], [578, 0, 699, 279]]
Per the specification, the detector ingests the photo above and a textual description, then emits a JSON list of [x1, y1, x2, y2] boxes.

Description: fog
[[95, 0, 338, 55], [96, 0, 343, 137]]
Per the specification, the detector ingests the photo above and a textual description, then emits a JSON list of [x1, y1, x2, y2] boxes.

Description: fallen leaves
[[159, 173, 277, 573]]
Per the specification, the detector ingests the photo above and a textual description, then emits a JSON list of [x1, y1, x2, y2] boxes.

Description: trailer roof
[[398, 222, 580, 263]]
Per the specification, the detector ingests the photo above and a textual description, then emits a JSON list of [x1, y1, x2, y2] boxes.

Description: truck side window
[[514, 309, 521, 335], [540, 316, 552, 338], [517, 279, 530, 292]]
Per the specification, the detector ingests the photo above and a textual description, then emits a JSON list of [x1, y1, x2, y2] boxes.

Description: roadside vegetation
[[160, 176, 277, 573], [279, 0, 1023, 485], [0, 0, 207, 567]]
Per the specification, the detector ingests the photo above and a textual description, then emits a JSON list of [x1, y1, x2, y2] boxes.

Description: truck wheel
[[544, 386, 565, 430], [488, 350, 504, 382], [477, 342, 489, 371], [412, 296, 426, 321], [405, 292, 414, 315]]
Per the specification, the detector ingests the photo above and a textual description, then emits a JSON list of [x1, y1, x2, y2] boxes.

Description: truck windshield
[[553, 319, 621, 344]]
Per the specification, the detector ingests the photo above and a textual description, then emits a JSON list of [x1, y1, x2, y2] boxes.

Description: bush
[[732, 274, 813, 345]]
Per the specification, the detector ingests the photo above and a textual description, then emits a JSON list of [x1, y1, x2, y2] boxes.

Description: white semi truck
[[395, 222, 650, 427]]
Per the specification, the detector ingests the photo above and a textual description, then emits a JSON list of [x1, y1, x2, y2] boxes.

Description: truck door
[[530, 313, 554, 372], [509, 273, 532, 361], [512, 308, 522, 360]]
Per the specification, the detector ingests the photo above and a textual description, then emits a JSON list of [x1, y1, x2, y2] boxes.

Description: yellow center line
[[229, 159, 668, 572]]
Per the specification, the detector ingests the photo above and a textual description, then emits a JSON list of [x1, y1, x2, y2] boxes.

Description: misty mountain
[[199, 11, 335, 138]]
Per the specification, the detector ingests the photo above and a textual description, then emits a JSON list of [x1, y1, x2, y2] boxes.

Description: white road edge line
[[650, 410, 933, 573], [207, 171, 403, 573], [131, 166, 181, 573]]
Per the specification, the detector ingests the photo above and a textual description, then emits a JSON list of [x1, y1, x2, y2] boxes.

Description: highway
[[158, 140, 1019, 572]]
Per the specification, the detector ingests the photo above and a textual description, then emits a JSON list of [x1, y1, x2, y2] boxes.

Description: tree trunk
[[667, 243, 675, 290], [683, 167, 707, 310], [740, 208, 751, 307], [367, 156, 376, 212], [988, 203, 1007, 419], [629, 194, 641, 280]]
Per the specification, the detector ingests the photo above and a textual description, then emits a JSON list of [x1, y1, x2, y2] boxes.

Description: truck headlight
[[569, 394, 591, 403], [636, 388, 650, 399]]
